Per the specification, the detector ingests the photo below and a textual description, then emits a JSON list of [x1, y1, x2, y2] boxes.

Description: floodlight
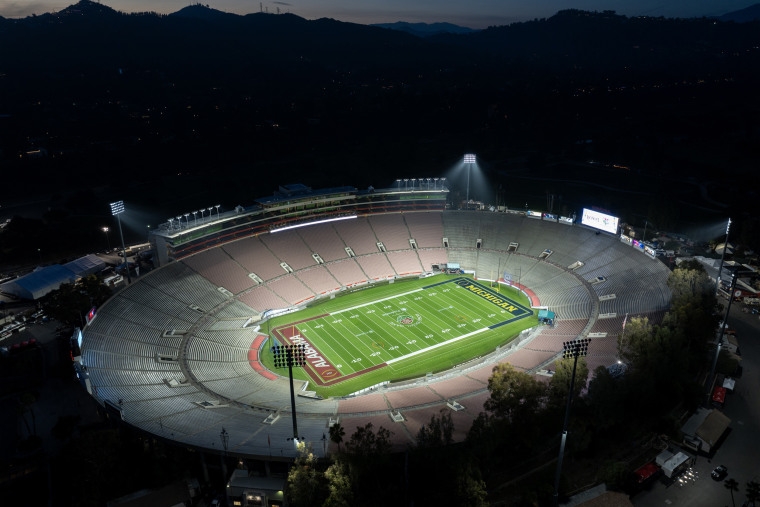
[[108, 201, 131, 283], [110, 200, 125, 216], [272, 342, 308, 442], [464, 153, 476, 164], [554, 336, 591, 505]]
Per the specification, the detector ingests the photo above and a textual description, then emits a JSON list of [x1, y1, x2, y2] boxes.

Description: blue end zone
[[442, 277, 533, 316]]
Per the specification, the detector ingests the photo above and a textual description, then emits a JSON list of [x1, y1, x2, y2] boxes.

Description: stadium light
[[463, 154, 476, 207], [192, 210, 198, 226], [708, 269, 748, 406], [553, 338, 591, 506], [715, 217, 732, 294], [208, 207, 214, 222], [403, 178, 409, 191], [184, 213, 190, 227], [396, 179, 401, 189], [102, 226, 110, 250], [110, 201, 131, 284], [434, 177, 439, 189], [220, 427, 230, 486], [215, 204, 221, 219], [272, 343, 307, 444]]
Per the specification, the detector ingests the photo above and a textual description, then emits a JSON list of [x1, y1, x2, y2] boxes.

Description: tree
[[286, 441, 328, 507], [416, 409, 454, 448], [345, 422, 392, 458], [547, 356, 589, 410], [485, 363, 547, 424], [329, 422, 345, 453], [343, 423, 395, 505], [667, 261, 714, 305], [746, 480, 760, 507], [324, 460, 353, 507], [726, 478, 739, 507], [40, 275, 112, 327], [598, 460, 632, 492]]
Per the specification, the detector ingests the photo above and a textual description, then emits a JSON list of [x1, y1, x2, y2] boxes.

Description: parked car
[[711, 465, 728, 481]]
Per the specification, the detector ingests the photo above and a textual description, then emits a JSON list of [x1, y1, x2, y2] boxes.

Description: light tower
[[553, 338, 591, 506], [464, 153, 476, 208], [715, 218, 732, 294], [110, 201, 131, 284], [272, 343, 307, 445]]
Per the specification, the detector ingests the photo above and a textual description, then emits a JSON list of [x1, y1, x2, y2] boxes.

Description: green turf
[[260, 274, 538, 398]]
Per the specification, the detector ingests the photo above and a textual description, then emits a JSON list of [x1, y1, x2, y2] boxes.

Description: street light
[[707, 269, 747, 406], [220, 427, 230, 485], [715, 218, 732, 294], [192, 210, 198, 226], [110, 200, 132, 284], [102, 226, 110, 250], [553, 338, 591, 507], [215, 204, 221, 219], [207, 207, 214, 222], [272, 343, 307, 444]]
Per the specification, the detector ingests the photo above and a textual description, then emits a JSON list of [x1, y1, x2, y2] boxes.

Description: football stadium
[[76, 182, 672, 460]]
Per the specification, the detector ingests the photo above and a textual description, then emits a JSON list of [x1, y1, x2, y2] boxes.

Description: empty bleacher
[[333, 217, 379, 255], [223, 236, 284, 281], [261, 231, 317, 271], [404, 212, 444, 248], [183, 247, 256, 295], [368, 214, 411, 251], [81, 208, 673, 458], [298, 223, 349, 262], [385, 250, 424, 276]]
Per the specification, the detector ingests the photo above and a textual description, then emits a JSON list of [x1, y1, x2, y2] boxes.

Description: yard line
[[331, 288, 424, 314], [385, 327, 491, 364]]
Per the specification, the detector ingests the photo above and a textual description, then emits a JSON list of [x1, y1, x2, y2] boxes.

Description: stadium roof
[[256, 185, 357, 206]]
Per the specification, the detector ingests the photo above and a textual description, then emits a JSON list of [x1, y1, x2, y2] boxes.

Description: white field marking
[[331, 288, 424, 315], [385, 327, 491, 364]]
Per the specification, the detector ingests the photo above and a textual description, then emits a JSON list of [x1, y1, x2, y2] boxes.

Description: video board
[[581, 208, 619, 234]]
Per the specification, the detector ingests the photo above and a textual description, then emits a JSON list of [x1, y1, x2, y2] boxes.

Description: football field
[[266, 276, 537, 396]]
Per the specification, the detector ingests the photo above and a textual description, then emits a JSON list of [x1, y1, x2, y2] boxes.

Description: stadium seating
[[403, 212, 444, 248], [81, 209, 673, 457], [333, 217, 379, 255], [297, 223, 349, 262]]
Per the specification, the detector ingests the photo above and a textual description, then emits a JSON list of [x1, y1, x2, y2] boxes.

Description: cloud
[[272, 1, 292, 5]]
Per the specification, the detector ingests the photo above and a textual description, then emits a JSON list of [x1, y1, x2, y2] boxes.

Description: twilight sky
[[0, 0, 756, 28]]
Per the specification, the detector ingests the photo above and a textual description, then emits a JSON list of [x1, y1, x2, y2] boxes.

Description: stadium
[[76, 181, 672, 463]]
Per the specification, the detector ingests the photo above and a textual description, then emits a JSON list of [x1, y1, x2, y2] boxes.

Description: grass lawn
[[260, 274, 538, 398]]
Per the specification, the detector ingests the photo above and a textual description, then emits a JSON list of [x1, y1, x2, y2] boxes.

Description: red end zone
[[271, 315, 387, 386]]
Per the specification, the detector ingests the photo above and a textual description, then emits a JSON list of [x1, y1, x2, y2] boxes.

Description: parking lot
[[633, 304, 760, 506]]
